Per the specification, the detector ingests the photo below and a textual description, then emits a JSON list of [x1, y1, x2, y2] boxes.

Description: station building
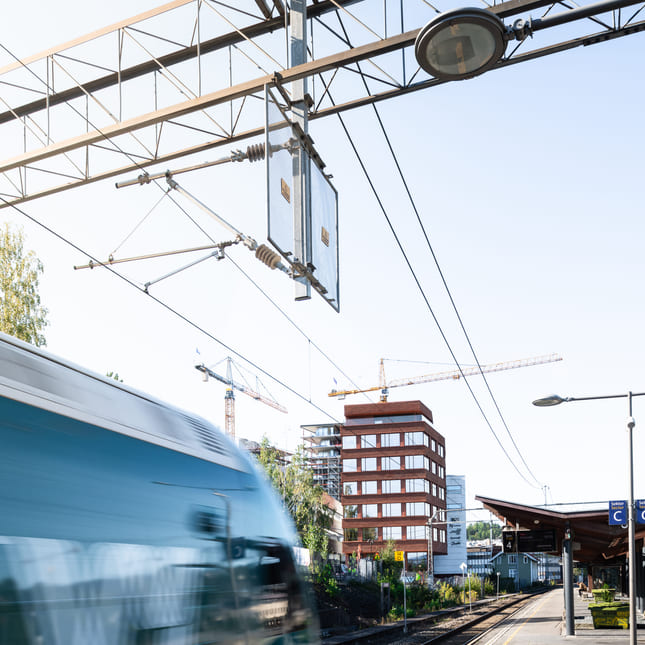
[[340, 400, 447, 570]]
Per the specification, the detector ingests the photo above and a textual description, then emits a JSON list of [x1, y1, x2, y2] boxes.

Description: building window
[[405, 455, 429, 470], [438, 487, 445, 500], [344, 528, 358, 541], [382, 480, 401, 494], [407, 552, 428, 568], [438, 465, 445, 479], [381, 432, 400, 447], [523, 555, 529, 564], [382, 503, 401, 517], [342, 435, 356, 449], [344, 481, 358, 495], [363, 527, 378, 541], [431, 460, 437, 474], [404, 431, 429, 447], [383, 526, 402, 540], [362, 480, 377, 495], [432, 483, 437, 496], [440, 529, 446, 543], [361, 434, 377, 449], [343, 459, 357, 472], [344, 505, 358, 519], [438, 444, 444, 457], [432, 527, 438, 541], [405, 478, 429, 493], [508, 554, 517, 564], [381, 456, 400, 470], [509, 568, 517, 578], [406, 525, 427, 540], [406, 501, 429, 517], [361, 457, 377, 471], [362, 504, 378, 518]]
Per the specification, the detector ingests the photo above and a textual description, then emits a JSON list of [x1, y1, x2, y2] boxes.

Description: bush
[[438, 581, 458, 607], [313, 562, 340, 598], [589, 601, 628, 609]]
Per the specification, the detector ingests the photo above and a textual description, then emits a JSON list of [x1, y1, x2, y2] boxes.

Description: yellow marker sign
[[394, 551, 404, 562]]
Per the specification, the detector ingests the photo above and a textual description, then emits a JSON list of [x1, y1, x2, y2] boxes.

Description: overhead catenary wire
[[0, 13, 372, 434], [3, 10, 545, 476], [0, 35, 367, 422], [226, 254, 374, 403], [333, 107, 538, 488], [2, 194, 342, 425], [363, 97, 543, 488], [317, 81, 539, 488], [322, 8, 544, 490]]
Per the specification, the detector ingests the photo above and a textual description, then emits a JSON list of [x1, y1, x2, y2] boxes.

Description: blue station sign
[[636, 500, 645, 525], [609, 500, 627, 525]]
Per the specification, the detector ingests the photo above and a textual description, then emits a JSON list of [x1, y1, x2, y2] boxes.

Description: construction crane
[[196, 357, 287, 438], [329, 354, 562, 402]]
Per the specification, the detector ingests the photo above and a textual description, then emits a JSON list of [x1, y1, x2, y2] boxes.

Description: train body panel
[[0, 333, 318, 644]]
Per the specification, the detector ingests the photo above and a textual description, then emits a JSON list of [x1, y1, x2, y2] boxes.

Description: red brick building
[[341, 400, 447, 571]]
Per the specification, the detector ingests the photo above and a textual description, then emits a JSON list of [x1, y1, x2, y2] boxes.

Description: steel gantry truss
[[0, 0, 643, 208]]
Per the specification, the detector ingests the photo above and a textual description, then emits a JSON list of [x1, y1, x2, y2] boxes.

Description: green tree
[[257, 438, 331, 557], [378, 539, 403, 583], [0, 224, 48, 346], [467, 521, 502, 541]]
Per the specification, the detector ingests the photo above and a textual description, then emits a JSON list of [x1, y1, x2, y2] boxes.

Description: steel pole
[[628, 392, 637, 645], [563, 530, 574, 636], [290, 0, 311, 302]]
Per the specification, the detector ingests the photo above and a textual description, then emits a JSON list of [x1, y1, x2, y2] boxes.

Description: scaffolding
[[301, 423, 342, 501]]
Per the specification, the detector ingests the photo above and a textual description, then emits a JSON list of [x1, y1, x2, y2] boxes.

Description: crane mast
[[329, 353, 562, 402], [196, 357, 287, 438]]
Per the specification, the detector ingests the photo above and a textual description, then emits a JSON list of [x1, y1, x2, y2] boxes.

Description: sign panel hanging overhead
[[503, 529, 557, 552], [609, 500, 627, 526]]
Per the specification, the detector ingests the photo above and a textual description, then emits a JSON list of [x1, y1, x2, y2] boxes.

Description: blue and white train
[[0, 332, 318, 644]]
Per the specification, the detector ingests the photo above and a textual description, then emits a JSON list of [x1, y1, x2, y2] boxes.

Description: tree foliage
[[377, 539, 403, 583], [467, 521, 502, 541], [257, 438, 331, 556], [0, 224, 48, 346]]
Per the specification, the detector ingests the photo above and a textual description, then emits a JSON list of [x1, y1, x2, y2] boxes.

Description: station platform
[[499, 588, 645, 643]]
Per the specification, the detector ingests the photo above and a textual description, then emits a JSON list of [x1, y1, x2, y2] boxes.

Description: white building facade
[[433, 474, 467, 576]]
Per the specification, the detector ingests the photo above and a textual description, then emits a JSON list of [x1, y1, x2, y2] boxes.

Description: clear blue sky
[[2, 0, 644, 521]]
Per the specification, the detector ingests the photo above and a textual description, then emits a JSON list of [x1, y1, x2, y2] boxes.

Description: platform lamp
[[414, 8, 509, 81], [533, 392, 644, 645], [414, 0, 645, 82]]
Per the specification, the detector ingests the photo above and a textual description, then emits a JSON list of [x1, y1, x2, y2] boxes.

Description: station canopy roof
[[476, 495, 645, 563]]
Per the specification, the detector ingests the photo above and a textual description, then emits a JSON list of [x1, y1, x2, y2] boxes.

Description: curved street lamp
[[533, 391, 644, 645]]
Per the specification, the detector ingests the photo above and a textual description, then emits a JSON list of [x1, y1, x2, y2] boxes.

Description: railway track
[[388, 594, 540, 645], [323, 591, 547, 645]]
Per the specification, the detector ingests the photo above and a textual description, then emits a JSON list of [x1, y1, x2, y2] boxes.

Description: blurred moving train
[[0, 332, 318, 644]]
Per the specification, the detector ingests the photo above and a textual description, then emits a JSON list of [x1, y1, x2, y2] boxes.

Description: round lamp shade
[[415, 8, 508, 81]]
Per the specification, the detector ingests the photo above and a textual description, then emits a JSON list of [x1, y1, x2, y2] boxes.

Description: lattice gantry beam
[[0, 0, 643, 209]]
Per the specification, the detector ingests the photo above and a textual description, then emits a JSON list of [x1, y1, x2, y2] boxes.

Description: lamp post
[[533, 391, 643, 645], [427, 509, 440, 585], [496, 571, 500, 601], [460, 562, 467, 609]]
